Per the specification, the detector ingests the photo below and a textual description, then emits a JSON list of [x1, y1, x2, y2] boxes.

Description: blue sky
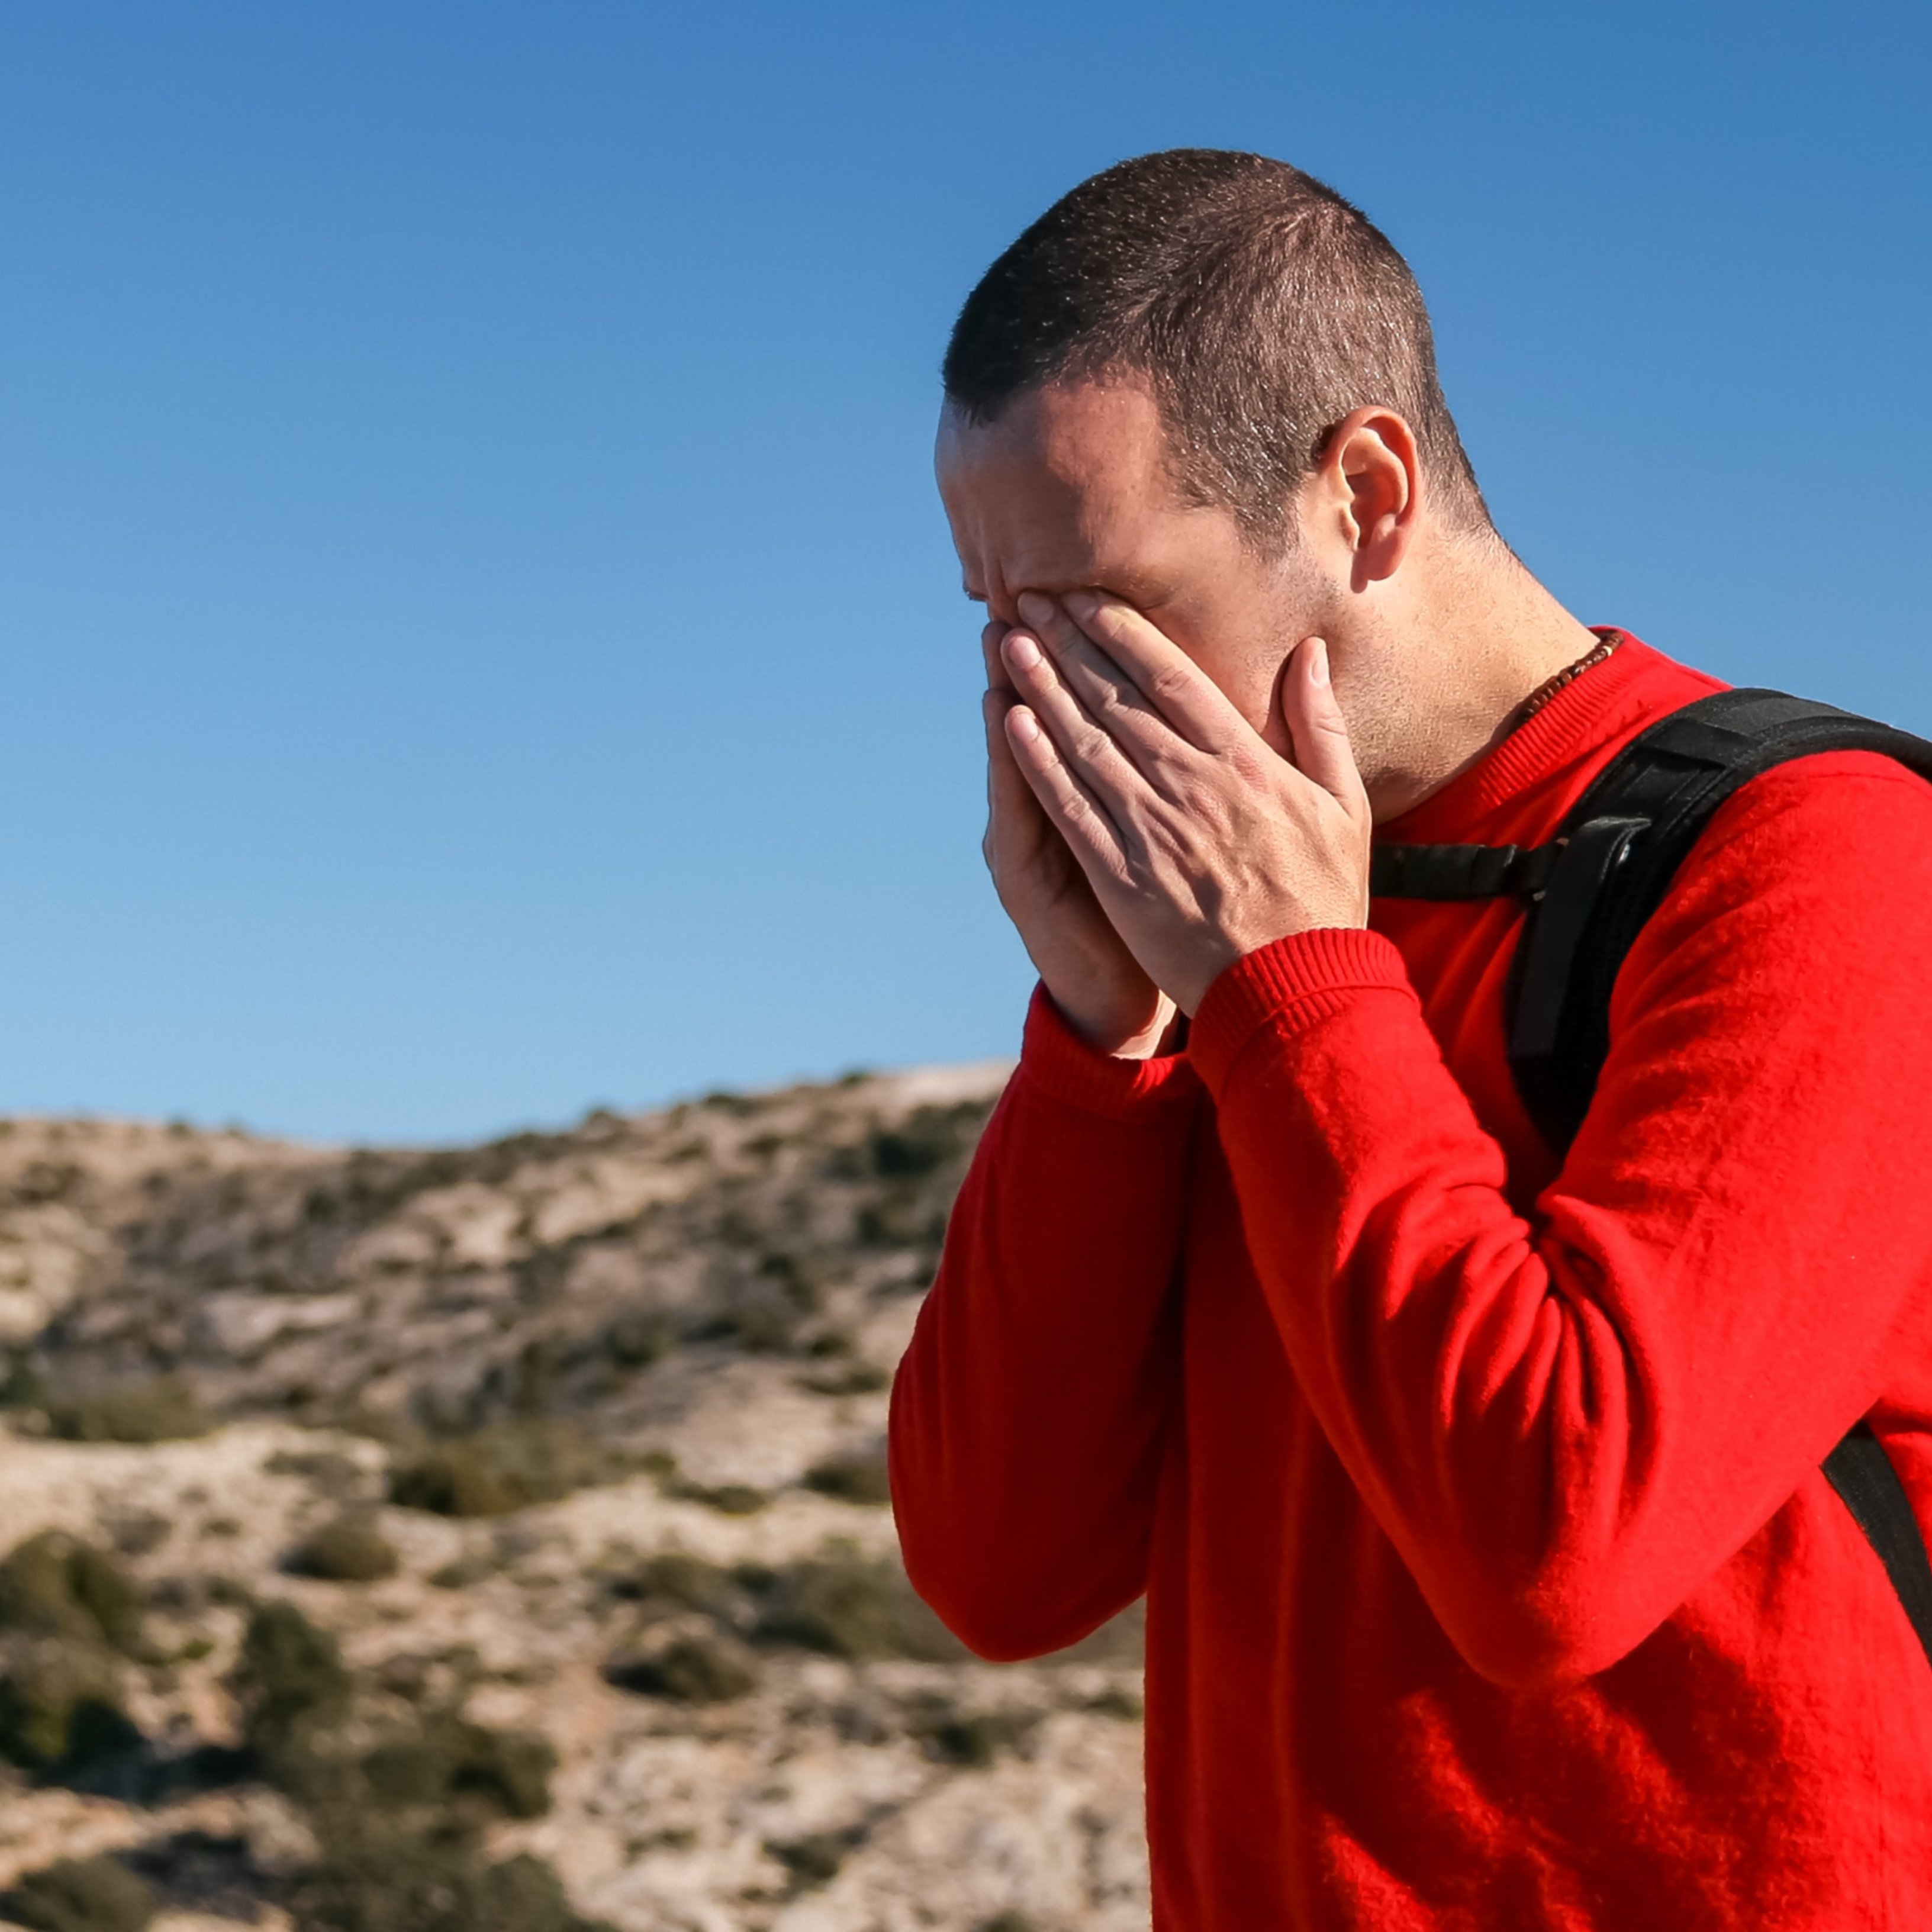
[[0, 1, 1925, 1143]]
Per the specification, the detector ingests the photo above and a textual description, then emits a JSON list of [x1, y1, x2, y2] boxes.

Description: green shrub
[[46, 1378, 207, 1445], [456, 1725, 552, 1819], [674, 1480, 766, 1516], [291, 1839, 596, 1932], [601, 1312, 670, 1369], [769, 1831, 848, 1892], [63, 1547, 141, 1654], [10, 1161, 79, 1206], [852, 1194, 949, 1250], [362, 1718, 555, 1821], [749, 1551, 963, 1663], [2, 1856, 155, 1932], [358, 1736, 445, 1807], [866, 1103, 983, 1178], [0, 1639, 139, 1770], [452, 1723, 555, 1820], [0, 1348, 47, 1409], [756, 1250, 822, 1312], [388, 1421, 613, 1518], [426, 1555, 492, 1591], [801, 1453, 891, 1507], [286, 1518, 400, 1584], [602, 1547, 967, 1667], [720, 1300, 797, 1354], [104, 1514, 170, 1559], [604, 1634, 758, 1704], [0, 1533, 143, 1654], [868, 1132, 938, 1178], [611, 1552, 735, 1612], [234, 1600, 350, 1747], [903, 1699, 1041, 1769], [798, 1360, 891, 1397], [471, 1854, 595, 1932], [265, 1450, 369, 1500]]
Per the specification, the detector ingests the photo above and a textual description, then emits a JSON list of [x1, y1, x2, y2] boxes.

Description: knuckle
[[1148, 664, 1194, 707], [1074, 722, 1115, 765]]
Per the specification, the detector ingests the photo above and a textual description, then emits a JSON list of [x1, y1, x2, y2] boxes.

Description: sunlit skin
[[935, 373, 1602, 1057]]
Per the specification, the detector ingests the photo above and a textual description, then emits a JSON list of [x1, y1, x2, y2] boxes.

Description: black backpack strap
[[1368, 841, 1565, 901], [1824, 1424, 1932, 1672], [1505, 690, 1932, 1148], [1371, 685, 1932, 1673]]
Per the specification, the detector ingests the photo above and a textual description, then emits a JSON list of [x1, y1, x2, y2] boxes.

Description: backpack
[[1368, 687, 1932, 1670]]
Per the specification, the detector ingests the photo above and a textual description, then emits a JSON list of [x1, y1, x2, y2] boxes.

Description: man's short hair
[[943, 149, 1489, 543]]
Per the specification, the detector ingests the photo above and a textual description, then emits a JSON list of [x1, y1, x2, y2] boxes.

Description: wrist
[[1042, 981, 1177, 1061], [1182, 903, 1370, 1012], [1018, 984, 1202, 1122], [1096, 996, 1183, 1061]]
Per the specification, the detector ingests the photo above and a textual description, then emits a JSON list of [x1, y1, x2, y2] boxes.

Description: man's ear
[[1310, 407, 1424, 590]]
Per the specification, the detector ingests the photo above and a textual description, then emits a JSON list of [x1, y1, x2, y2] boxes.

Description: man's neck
[[1350, 536, 1605, 823]]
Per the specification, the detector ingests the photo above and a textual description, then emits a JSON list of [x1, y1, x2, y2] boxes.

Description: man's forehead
[[947, 505, 1177, 609], [937, 379, 1190, 604], [936, 375, 1172, 491]]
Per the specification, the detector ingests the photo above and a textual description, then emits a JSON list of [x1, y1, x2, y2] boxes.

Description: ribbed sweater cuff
[[1016, 983, 1200, 1122], [1189, 928, 1412, 1098]]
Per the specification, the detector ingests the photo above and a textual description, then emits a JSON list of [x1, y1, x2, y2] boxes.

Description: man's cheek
[[1178, 633, 1274, 735]]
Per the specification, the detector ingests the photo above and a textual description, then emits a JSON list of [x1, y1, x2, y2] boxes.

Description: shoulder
[[1693, 747, 1932, 890], [1624, 747, 1932, 1010]]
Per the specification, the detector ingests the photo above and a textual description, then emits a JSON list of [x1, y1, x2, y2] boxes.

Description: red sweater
[[890, 637, 1932, 1928]]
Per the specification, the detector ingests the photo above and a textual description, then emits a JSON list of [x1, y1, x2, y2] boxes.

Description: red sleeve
[[888, 985, 1202, 1660], [1188, 754, 1932, 1689]]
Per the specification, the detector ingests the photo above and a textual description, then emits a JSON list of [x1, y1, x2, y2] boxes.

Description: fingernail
[[1064, 588, 1097, 620], [1016, 590, 1052, 626], [1004, 632, 1042, 671], [1009, 707, 1041, 741], [1308, 638, 1330, 687]]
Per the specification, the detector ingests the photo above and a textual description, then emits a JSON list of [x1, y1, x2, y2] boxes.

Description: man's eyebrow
[[962, 587, 987, 603]]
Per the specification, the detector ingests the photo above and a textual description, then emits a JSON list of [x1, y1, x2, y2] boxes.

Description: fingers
[[982, 681, 1023, 790], [1002, 702, 1126, 877], [1278, 637, 1370, 822], [983, 682, 1050, 850], [980, 618, 1015, 696], [981, 617, 1041, 837], [1009, 594, 1169, 773], [1000, 621, 1156, 819], [1060, 590, 1251, 754]]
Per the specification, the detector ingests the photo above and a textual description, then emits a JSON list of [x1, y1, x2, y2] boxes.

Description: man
[[887, 149, 1932, 1927]]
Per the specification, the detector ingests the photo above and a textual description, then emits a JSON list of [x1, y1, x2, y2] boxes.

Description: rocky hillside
[[0, 1068, 1149, 1932]]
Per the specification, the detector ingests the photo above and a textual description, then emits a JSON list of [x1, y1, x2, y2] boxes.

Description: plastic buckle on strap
[[1509, 817, 1648, 1064]]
